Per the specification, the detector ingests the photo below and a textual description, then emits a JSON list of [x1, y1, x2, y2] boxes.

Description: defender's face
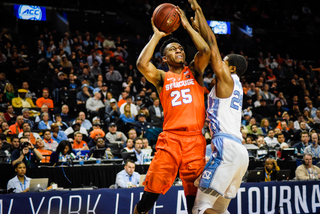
[[164, 43, 185, 65]]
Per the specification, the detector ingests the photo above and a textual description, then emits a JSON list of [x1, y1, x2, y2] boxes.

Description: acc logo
[[18, 5, 42, 20], [209, 21, 228, 34]]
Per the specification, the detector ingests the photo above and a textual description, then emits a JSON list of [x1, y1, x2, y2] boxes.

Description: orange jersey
[[160, 67, 205, 132]]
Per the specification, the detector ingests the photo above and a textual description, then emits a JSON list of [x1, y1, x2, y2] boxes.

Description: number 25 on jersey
[[170, 88, 193, 107]]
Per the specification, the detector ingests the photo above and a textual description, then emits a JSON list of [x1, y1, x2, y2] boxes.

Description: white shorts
[[193, 136, 249, 213]]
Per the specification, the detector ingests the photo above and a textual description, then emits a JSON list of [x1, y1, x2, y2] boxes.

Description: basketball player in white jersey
[[188, 0, 249, 213]]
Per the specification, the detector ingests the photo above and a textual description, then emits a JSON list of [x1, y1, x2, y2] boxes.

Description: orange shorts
[[143, 130, 206, 196]]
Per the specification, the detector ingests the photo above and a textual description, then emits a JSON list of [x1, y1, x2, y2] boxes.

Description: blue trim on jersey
[[199, 138, 223, 189], [207, 97, 220, 136], [213, 132, 242, 145]]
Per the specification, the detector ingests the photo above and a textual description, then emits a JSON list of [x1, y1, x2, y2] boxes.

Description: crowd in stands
[[0, 0, 320, 190]]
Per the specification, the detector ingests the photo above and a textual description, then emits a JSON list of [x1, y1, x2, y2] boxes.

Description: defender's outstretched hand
[[175, 6, 190, 29], [188, 0, 200, 11]]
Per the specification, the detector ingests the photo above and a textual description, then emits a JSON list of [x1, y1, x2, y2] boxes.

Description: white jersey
[[207, 74, 242, 140]]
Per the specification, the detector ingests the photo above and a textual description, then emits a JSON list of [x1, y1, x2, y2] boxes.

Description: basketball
[[152, 3, 181, 34]]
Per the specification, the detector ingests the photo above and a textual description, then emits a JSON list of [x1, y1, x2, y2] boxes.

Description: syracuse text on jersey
[[165, 78, 194, 91]]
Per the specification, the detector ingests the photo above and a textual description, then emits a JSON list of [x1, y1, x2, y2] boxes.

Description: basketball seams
[[158, 6, 174, 32], [152, 3, 180, 34]]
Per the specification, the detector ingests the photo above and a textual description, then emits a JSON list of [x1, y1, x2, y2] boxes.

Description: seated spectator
[[242, 112, 251, 126], [294, 122, 310, 141], [7, 136, 20, 154], [115, 160, 140, 189], [135, 76, 152, 94], [253, 99, 272, 120], [117, 91, 128, 108], [50, 123, 68, 143], [246, 117, 257, 134], [0, 88, 9, 108], [60, 104, 73, 123], [54, 114, 68, 130], [38, 113, 53, 130], [142, 138, 152, 150], [88, 128, 109, 148], [36, 88, 54, 109], [78, 67, 95, 86], [304, 133, 320, 158], [302, 109, 314, 127], [105, 64, 122, 82], [295, 154, 320, 180], [72, 132, 89, 150], [35, 138, 52, 163], [65, 117, 88, 138], [148, 97, 163, 128], [294, 114, 311, 131], [294, 131, 311, 155], [4, 83, 15, 102], [264, 129, 280, 148], [17, 122, 40, 145], [35, 104, 52, 123], [273, 100, 285, 120], [21, 108, 34, 130], [106, 122, 127, 145], [52, 72, 69, 104], [4, 105, 16, 125], [12, 89, 35, 108], [120, 104, 135, 124], [50, 140, 74, 163], [89, 137, 112, 159], [11, 137, 43, 168], [120, 96, 138, 117], [123, 139, 134, 152], [247, 124, 263, 139], [105, 98, 120, 126], [264, 158, 280, 181], [7, 161, 30, 193], [42, 129, 58, 151], [255, 135, 268, 149], [259, 84, 276, 102], [9, 115, 24, 135], [77, 84, 92, 105], [260, 118, 272, 135], [86, 88, 105, 120], [128, 129, 137, 141], [133, 137, 144, 165], [134, 113, 149, 137], [72, 111, 92, 130], [304, 100, 317, 119]]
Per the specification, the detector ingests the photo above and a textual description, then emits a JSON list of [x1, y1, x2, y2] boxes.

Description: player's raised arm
[[136, 19, 167, 92], [189, 0, 227, 81], [175, 7, 210, 75]]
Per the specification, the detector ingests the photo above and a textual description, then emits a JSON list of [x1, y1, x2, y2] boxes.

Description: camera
[[22, 141, 29, 148]]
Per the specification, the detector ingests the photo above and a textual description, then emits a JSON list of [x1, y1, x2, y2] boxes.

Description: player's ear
[[162, 56, 168, 62], [230, 65, 236, 73]]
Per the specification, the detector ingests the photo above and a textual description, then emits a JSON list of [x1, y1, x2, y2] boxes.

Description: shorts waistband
[[213, 132, 242, 144], [164, 130, 202, 136]]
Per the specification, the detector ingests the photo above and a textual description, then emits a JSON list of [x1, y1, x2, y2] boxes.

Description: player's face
[[164, 43, 185, 65]]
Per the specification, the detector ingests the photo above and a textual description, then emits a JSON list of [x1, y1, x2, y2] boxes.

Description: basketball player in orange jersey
[[133, 7, 211, 214]]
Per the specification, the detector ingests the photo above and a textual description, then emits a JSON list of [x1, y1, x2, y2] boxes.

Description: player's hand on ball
[[151, 18, 170, 37], [175, 6, 190, 29]]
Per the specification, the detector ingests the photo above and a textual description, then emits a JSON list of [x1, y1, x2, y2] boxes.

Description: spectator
[[9, 115, 24, 135], [247, 124, 263, 139], [117, 91, 128, 107], [7, 161, 30, 193], [253, 99, 272, 119], [50, 140, 73, 163], [7, 136, 20, 154], [105, 64, 122, 82], [35, 104, 52, 122], [0, 88, 8, 108], [89, 137, 112, 159], [87, 128, 108, 148], [38, 113, 53, 130], [12, 89, 35, 108], [90, 59, 102, 79], [294, 131, 311, 155], [295, 154, 320, 180], [304, 133, 320, 158], [133, 137, 144, 165], [120, 96, 138, 117], [134, 113, 149, 137], [277, 142, 289, 158], [52, 72, 69, 104], [11, 137, 43, 168], [72, 132, 89, 150], [105, 98, 120, 125], [263, 158, 280, 181], [128, 129, 137, 141], [50, 123, 68, 143], [4, 105, 16, 124], [264, 129, 279, 148], [135, 76, 152, 93], [86, 88, 105, 120], [60, 104, 73, 123], [304, 100, 317, 119], [77, 84, 91, 105], [273, 100, 285, 119], [123, 138, 134, 152], [148, 97, 163, 128], [35, 138, 52, 163], [78, 67, 95, 86], [73, 111, 92, 130], [21, 108, 34, 130], [115, 159, 140, 189], [4, 83, 15, 102], [273, 92, 287, 106], [65, 118, 88, 138], [42, 129, 59, 151], [106, 122, 127, 145], [18, 123, 40, 145], [54, 114, 68, 130], [36, 88, 54, 109], [294, 121, 310, 141], [120, 104, 135, 124], [142, 138, 152, 150]]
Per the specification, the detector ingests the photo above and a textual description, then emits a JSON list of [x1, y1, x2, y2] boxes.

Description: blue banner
[[0, 181, 320, 213]]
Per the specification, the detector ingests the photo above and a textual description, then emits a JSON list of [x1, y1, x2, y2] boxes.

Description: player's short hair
[[160, 37, 183, 56], [225, 54, 247, 77]]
